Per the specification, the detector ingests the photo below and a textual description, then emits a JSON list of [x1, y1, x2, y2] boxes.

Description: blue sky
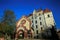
[[0, 0, 60, 29]]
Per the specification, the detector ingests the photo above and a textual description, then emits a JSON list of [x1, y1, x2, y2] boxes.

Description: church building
[[15, 16, 34, 39]]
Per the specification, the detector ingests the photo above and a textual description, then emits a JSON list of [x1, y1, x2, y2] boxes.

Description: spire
[[33, 9, 36, 14]]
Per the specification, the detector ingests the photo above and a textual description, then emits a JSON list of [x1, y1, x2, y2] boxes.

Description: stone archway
[[16, 16, 34, 39], [18, 30, 24, 39], [17, 26, 28, 39]]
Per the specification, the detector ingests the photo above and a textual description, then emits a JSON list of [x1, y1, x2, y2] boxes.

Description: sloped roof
[[43, 8, 51, 13], [28, 8, 51, 17]]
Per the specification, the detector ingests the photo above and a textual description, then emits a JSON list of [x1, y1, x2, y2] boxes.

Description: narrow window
[[36, 30, 38, 34], [40, 22, 42, 25], [39, 14, 40, 16], [35, 20, 37, 24], [41, 27, 42, 30], [39, 17, 41, 20], [36, 25, 38, 28], [37, 36, 38, 38]]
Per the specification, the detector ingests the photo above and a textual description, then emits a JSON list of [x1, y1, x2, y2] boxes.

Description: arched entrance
[[16, 16, 34, 39], [18, 30, 24, 39]]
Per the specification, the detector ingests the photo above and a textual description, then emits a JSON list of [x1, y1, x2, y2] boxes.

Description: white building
[[16, 8, 56, 39], [28, 8, 55, 37]]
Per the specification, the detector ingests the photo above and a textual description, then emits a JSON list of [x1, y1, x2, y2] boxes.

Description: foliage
[[0, 10, 16, 37]]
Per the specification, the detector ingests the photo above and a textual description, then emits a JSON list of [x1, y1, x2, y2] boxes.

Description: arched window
[[48, 14, 50, 17]]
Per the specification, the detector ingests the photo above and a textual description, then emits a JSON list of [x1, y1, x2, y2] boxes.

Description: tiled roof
[[28, 8, 51, 17], [43, 8, 51, 13]]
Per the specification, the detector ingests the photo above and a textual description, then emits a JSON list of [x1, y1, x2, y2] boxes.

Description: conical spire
[[33, 9, 36, 14]]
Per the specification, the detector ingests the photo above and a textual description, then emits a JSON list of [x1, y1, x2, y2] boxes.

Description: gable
[[16, 16, 31, 30]]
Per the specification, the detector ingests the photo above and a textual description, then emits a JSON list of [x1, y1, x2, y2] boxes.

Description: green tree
[[0, 18, 4, 37], [1, 10, 16, 36], [0, 17, 2, 31]]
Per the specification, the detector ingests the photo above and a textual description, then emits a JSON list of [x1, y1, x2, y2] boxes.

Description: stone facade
[[16, 8, 55, 39], [16, 16, 34, 39], [28, 8, 55, 37]]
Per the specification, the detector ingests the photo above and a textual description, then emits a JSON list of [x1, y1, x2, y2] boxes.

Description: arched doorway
[[18, 30, 24, 39]]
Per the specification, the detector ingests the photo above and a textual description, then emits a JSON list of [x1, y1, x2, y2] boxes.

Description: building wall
[[28, 10, 45, 36], [16, 9, 55, 38], [16, 16, 31, 31], [16, 16, 34, 38], [44, 12, 55, 28], [28, 9, 55, 37]]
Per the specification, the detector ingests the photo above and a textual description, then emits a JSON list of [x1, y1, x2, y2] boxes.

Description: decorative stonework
[[15, 9, 55, 39], [16, 16, 33, 39]]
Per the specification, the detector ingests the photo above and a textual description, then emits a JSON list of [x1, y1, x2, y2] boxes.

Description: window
[[39, 17, 41, 20], [35, 20, 37, 24], [28, 30, 31, 34], [37, 36, 38, 38], [32, 16, 33, 19], [48, 14, 50, 17], [36, 30, 38, 34], [36, 25, 38, 28], [40, 22, 42, 25], [41, 27, 42, 30], [39, 14, 40, 16]]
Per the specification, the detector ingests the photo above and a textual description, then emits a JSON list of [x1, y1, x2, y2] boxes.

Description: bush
[[0, 33, 4, 37]]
